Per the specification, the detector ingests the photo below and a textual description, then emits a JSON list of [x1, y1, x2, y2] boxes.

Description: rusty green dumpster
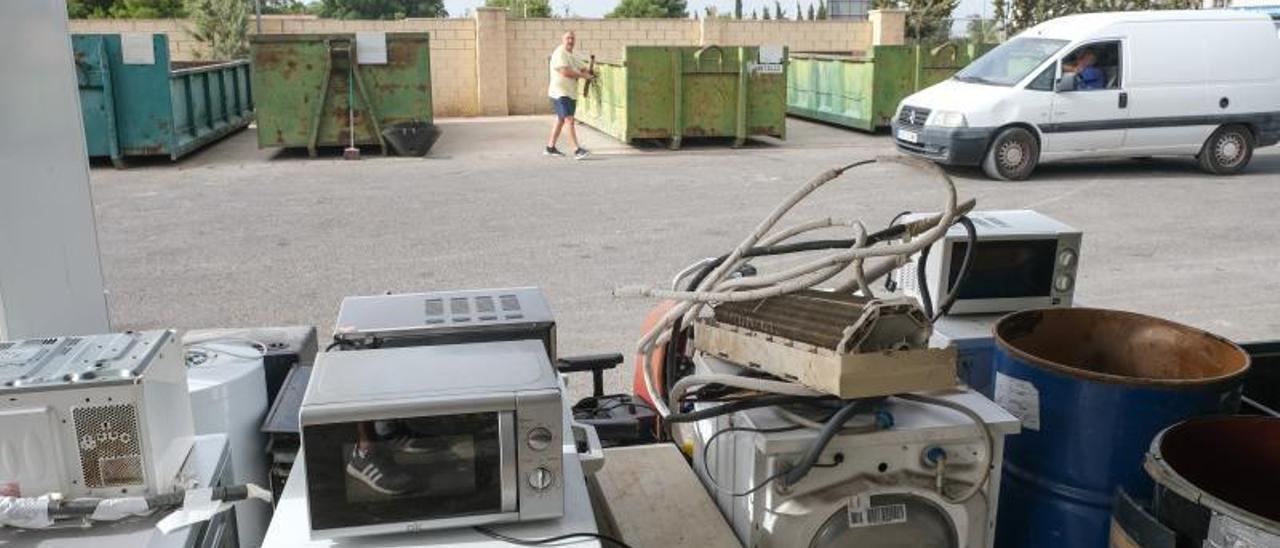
[[250, 33, 433, 156], [576, 45, 788, 149], [787, 42, 992, 132], [73, 33, 252, 167]]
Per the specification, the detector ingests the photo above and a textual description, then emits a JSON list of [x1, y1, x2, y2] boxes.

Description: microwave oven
[[299, 339, 564, 539], [892, 210, 1082, 316], [0, 330, 194, 498], [332, 287, 556, 360]]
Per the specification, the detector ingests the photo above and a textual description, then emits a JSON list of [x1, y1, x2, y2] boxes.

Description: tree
[[606, 0, 687, 17], [186, 0, 247, 59], [751, 8, 758, 18], [484, 0, 551, 17], [992, 0, 1198, 36], [773, 1, 784, 19], [319, 0, 447, 19], [965, 16, 999, 43], [817, 0, 827, 19], [807, 3, 815, 20], [762, 7, 770, 19], [734, 0, 743, 18]]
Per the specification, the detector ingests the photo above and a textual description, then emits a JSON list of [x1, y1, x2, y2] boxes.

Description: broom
[[343, 63, 360, 160]]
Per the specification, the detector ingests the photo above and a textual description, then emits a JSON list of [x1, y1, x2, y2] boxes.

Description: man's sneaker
[[573, 148, 591, 160], [347, 447, 418, 495], [544, 146, 564, 157]]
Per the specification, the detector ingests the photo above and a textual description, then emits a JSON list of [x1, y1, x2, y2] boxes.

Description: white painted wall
[[0, 0, 111, 339]]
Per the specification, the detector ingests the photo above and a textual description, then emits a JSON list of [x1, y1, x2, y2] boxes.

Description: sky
[[443, 0, 993, 20]]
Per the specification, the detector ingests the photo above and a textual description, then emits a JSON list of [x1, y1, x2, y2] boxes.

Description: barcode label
[[849, 503, 908, 528]]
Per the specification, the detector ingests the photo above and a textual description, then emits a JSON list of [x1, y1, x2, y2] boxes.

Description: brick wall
[[68, 11, 901, 118]]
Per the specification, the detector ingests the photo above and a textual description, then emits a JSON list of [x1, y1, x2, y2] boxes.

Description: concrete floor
[[90, 117, 1280, 396]]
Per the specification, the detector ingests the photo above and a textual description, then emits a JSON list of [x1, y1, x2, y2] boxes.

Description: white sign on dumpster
[[356, 32, 388, 65], [121, 33, 155, 65]]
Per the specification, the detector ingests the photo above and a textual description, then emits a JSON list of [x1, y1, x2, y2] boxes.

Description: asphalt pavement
[[89, 116, 1280, 397]]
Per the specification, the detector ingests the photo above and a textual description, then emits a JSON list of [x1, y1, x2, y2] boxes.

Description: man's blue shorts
[[551, 96, 577, 119]]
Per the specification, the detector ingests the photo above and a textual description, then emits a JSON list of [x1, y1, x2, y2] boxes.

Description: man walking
[[546, 31, 592, 159]]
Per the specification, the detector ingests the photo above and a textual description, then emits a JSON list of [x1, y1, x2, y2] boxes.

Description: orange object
[[632, 300, 677, 408]]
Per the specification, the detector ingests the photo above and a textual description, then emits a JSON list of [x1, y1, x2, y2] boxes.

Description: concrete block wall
[[504, 18, 700, 115], [68, 11, 900, 118]]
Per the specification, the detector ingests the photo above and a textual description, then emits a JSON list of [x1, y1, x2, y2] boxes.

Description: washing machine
[[693, 357, 1020, 548], [186, 340, 271, 548]]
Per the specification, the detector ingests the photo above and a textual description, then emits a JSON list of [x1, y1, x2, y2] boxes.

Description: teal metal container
[[73, 34, 252, 167]]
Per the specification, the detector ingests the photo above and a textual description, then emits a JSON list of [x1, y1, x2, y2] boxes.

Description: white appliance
[[0, 330, 193, 498], [892, 210, 1081, 316], [694, 357, 1020, 548], [300, 340, 565, 540], [0, 0, 110, 340], [186, 340, 272, 548]]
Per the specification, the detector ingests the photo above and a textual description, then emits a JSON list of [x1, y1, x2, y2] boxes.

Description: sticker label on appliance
[[1205, 512, 1277, 548], [994, 372, 1040, 431], [847, 495, 907, 528]]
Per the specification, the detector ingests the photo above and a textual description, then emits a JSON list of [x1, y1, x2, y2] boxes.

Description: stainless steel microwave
[[299, 340, 564, 540], [893, 210, 1082, 315]]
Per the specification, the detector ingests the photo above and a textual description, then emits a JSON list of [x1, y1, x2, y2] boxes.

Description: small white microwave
[[300, 339, 564, 540], [893, 210, 1082, 316]]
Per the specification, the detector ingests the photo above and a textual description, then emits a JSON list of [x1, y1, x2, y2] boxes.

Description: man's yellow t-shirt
[[548, 45, 581, 99]]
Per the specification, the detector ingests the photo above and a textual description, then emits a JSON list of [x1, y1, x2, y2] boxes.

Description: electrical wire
[[473, 526, 635, 548], [930, 215, 978, 321], [618, 156, 969, 419], [893, 393, 993, 504], [779, 399, 879, 487], [700, 424, 803, 496], [665, 394, 840, 424]]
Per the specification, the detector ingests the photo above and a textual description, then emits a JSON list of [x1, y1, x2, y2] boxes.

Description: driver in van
[[1065, 49, 1106, 90]]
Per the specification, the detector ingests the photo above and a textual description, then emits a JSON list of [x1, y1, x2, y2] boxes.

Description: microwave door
[[304, 410, 517, 535]]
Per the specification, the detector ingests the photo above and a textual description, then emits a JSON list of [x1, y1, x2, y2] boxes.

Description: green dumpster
[[787, 42, 993, 132], [73, 34, 252, 167], [250, 33, 434, 156], [576, 45, 788, 149]]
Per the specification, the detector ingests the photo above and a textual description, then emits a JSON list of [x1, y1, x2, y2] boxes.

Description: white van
[[893, 10, 1280, 180]]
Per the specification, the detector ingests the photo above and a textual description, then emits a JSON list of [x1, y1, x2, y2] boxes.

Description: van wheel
[[983, 127, 1039, 181], [1198, 125, 1253, 175]]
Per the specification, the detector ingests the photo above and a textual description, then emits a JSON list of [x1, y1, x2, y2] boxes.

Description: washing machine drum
[[761, 482, 981, 548], [809, 493, 958, 548]]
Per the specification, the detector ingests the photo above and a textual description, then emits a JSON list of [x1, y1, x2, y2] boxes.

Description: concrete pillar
[[699, 16, 724, 46], [474, 7, 510, 116], [869, 9, 907, 46]]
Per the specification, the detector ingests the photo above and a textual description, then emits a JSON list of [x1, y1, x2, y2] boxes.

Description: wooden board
[[695, 321, 956, 398], [588, 444, 741, 548]]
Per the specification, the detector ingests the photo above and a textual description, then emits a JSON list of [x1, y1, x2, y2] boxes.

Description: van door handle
[[1119, 92, 1128, 109]]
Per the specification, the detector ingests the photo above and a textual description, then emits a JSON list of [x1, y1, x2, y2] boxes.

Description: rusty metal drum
[[990, 308, 1249, 548]]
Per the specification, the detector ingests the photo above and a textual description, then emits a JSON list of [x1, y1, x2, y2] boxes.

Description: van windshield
[[953, 37, 1069, 87]]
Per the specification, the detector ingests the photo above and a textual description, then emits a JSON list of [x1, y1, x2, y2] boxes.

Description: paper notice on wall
[[121, 33, 155, 65], [994, 372, 1040, 431], [356, 32, 388, 65]]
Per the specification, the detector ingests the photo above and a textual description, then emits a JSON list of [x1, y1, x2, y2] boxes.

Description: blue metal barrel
[[990, 308, 1249, 548]]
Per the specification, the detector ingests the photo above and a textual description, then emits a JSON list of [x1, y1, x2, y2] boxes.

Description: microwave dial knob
[[527, 427, 553, 451], [1054, 274, 1074, 292], [1058, 249, 1077, 268], [528, 467, 554, 490]]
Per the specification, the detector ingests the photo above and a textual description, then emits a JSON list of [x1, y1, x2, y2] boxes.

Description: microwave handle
[[572, 421, 605, 476], [499, 412, 518, 513]]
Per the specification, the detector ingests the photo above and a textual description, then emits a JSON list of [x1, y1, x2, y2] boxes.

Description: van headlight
[[927, 111, 968, 128]]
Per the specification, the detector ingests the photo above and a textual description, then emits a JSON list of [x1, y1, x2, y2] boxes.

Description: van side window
[[1027, 64, 1056, 91], [1061, 41, 1122, 91]]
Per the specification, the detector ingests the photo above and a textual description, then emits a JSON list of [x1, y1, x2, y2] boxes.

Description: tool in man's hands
[[583, 54, 597, 98]]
